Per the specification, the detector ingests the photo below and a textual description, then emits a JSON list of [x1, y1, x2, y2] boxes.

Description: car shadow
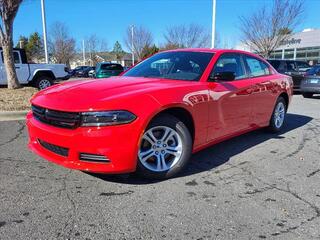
[[86, 113, 312, 184]]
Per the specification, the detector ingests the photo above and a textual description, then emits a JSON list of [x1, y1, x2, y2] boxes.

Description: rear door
[[207, 53, 254, 140], [243, 55, 278, 126]]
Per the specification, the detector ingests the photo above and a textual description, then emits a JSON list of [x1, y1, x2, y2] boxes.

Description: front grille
[[32, 105, 81, 129], [79, 153, 110, 163], [38, 139, 69, 157]]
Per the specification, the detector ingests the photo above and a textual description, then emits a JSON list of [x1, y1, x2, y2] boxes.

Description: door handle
[[246, 88, 253, 94], [15, 66, 20, 69]]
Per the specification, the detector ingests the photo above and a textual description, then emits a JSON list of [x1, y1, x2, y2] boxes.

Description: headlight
[[81, 111, 136, 126]]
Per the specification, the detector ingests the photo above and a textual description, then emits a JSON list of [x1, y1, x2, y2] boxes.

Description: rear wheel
[[302, 93, 313, 98], [268, 96, 287, 133], [137, 114, 192, 179], [34, 76, 54, 90]]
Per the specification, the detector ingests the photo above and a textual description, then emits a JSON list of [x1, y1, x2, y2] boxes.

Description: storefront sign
[[280, 38, 302, 46]]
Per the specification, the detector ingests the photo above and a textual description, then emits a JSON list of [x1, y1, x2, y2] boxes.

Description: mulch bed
[[0, 86, 38, 111]]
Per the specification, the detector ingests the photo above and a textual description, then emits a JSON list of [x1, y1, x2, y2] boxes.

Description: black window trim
[[208, 52, 249, 82]]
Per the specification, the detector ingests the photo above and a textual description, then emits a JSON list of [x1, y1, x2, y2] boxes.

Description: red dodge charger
[[26, 49, 293, 179]]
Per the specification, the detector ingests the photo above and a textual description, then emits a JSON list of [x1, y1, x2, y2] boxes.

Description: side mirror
[[209, 71, 236, 81]]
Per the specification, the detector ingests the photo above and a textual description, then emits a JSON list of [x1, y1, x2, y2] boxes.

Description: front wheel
[[268, 96, 287, 133], [136, 114, 192, 179]]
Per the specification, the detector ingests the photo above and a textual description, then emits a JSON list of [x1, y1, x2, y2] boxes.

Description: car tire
[[35, 76, 54, 90], [136, 114, 192, 179], [302, 93, 313, 98], [268, 96, 287, 133]]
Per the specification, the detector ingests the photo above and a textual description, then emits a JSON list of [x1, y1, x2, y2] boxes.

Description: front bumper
[[26, 111, 141, 173]]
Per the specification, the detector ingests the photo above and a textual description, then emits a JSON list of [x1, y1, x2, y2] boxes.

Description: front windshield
[[124, 51, 214, 81]]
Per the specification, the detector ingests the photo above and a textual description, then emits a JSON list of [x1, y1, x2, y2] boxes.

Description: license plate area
[[310, 79, 319, 84]]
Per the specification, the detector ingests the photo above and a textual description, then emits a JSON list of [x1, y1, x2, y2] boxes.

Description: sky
[[14, 0, 320, 51]]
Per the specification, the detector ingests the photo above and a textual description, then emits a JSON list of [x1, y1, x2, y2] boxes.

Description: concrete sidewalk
[[0, 110, 29, 121]]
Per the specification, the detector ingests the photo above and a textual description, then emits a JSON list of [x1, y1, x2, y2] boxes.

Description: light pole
[[131, 25, 135, 66], [82, 39, 86, 65], [211, 0, 216, 49], [41, 0, 49, 63]]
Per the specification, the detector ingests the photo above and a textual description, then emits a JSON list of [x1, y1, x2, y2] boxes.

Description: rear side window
[[211, 53, 246, 80], [245, 56, 270, 77]]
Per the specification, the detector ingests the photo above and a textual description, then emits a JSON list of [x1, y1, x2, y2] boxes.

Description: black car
[[75, 66, 95, 77], [267, 60, 311, 91], [300, 76, 320, 98], [305, 65, 320, 76], [70, 66, 91, 76]]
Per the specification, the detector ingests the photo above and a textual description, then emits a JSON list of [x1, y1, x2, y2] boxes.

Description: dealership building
[[237, 28, 320, 65]]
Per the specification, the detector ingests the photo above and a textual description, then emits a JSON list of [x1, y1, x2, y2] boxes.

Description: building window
[[284, 49, 294, 59]]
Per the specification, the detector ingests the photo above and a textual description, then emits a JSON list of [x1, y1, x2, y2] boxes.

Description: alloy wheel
[[138, 126, 183, 172], [274, 101, 285, 128], [39, 79, 52, 90]]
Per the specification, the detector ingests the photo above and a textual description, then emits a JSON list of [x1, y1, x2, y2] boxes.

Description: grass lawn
[[0, 87, 38, 111]]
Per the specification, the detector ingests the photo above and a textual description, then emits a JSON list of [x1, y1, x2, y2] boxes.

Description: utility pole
[[82, 39, 86, 65], [131, 25, 135, 66], [211, 0, 216, 49], [41, 0, 49, 63]]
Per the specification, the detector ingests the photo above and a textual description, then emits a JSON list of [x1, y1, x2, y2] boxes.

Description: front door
[[206, 53, 254, 141], [0, 50, 29, 84]]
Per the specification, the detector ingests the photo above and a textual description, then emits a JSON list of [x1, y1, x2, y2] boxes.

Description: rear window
[[100, 64, 123, 71]]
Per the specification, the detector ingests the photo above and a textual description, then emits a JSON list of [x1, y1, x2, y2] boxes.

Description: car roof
[[99, 62, 121, 65], [267, 59, 308, 63], [162, 48, 267, 59]]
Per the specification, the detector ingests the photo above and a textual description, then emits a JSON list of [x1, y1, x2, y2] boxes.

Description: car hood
[[31, 76, 195, 111]]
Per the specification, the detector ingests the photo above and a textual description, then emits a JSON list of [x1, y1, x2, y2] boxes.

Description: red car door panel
[[207, 79, 253, 141]]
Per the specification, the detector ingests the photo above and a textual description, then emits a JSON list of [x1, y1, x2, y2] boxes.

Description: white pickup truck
[[0, 48, 70, 89]]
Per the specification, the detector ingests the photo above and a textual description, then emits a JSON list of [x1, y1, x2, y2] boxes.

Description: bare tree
[[124, 25, 153, 61], [163, 23, 210, 49], [0, 0, 23, 89], [239, 0, 304, 57], [49, 22, 76, 67], [85, 34, 108, 65]]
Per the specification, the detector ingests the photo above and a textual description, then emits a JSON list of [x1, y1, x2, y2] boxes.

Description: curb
[[0, 110, 29, 121]]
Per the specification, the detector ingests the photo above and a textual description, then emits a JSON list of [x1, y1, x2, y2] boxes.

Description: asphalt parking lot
[[0, 95, 319, 240]]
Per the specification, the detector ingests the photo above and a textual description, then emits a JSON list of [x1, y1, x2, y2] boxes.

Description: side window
[[211, 54, 246, 80], [245, 56, 270, 77], [0, 51, 21, 64], [287, 62, 297, 71], [13, 51, 21, 64]]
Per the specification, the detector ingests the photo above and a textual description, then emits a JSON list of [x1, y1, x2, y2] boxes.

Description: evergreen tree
[[141, 44, 159, 59], [112, 41, 125, 61], [27, 32, 43, 62], [15, 35, 28, 48]]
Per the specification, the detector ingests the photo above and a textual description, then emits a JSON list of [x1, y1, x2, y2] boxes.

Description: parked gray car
[[300, 76, 320, 98]]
